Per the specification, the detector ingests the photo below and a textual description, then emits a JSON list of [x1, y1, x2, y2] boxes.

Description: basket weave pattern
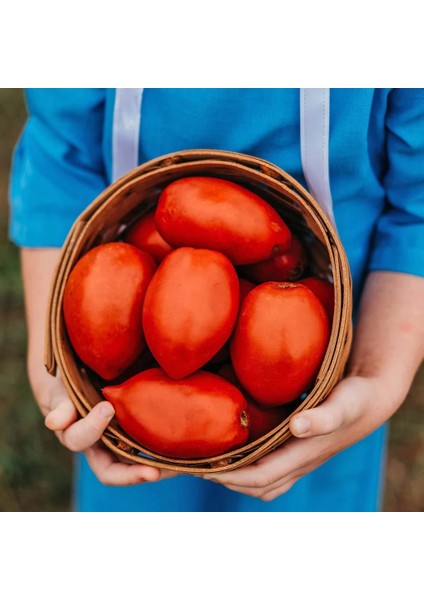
[[45, 150, 353, 473]]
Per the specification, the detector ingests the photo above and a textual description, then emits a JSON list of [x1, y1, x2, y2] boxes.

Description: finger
[[216, 477, 296, 501], [216, 453, 323, 500], [61, 401, 115, 452], [38, 373, 72, 420], [45, 400, 78, 431], [289, 404, 345, 438], [289, 377, 367, 438], [261, 480, 298, 502], [206, 445, 325, 501], [203, 439, 297, 488], [203, 435, 327, 489], [85, 444, 162, 486]]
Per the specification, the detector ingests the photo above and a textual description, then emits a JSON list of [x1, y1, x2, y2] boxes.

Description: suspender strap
[[112, 88, 144, 182], [112, 88, 336, 226], [300, 88, 336, 225]]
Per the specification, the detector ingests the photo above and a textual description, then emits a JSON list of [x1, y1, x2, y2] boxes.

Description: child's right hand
[[22, 248, 167, 486], [38, 369, 163, 485]]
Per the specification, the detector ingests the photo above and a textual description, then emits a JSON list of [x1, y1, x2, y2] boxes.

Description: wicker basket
[[45, 149, 353, 474]]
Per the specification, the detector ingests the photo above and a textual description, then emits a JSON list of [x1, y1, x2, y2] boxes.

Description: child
[[10, 88, 424, 511]]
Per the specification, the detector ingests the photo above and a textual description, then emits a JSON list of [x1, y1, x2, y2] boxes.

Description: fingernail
[[292, 416, 310, 435], [99, 403, 115, 419]]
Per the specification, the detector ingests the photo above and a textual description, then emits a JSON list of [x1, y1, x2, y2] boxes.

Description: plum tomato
[[63, 242, 156, 380], [142, 247, 240, 379], [155, 176, 292, 265], [230, 282, 330, 406], [125, 209, 173, 263], [102, 368, 250, 458], [300, 276, 335, 321], [238, 277, 256, 304], [242, 234, 308, 283], [217, 364, 289, 442], [246, 400, 290, 442]]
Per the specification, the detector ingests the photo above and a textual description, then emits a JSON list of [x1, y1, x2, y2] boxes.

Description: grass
[[0, 89, 72, 511], [0, 88, 423, 512]]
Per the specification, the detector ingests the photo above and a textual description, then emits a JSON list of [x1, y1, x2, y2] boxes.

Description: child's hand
[[21, 248, 167, 486], [202, 374, 392, 500], [203, 271, 424, 501], [39, 370, 163, 485]]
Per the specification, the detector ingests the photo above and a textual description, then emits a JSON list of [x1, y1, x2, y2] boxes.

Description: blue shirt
[[9, 88, 424, 511]]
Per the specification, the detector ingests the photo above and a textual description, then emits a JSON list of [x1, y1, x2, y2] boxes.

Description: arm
[[21, 248, 162, 486], [204, 89, 424, 500], [11, 89, 162, 485], [203, 271, 424, 500]]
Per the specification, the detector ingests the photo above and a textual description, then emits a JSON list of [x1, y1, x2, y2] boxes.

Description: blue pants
[[74, 426, 387, 512]]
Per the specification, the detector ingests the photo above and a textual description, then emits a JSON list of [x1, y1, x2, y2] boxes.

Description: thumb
[[289, 376, 367, 438], [289, 403, 345, 438]]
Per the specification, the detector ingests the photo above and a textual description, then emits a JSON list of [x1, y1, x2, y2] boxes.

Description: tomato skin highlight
[[102, 368, 250, 458], [242, 234, 308, 283], [142, 247, 240, 379], [125, 210, 173, 263], [155, 176, 292, 265], [63, 242, 156, 380], [230, 282, 330, 406], [300, 276, 335, 322]]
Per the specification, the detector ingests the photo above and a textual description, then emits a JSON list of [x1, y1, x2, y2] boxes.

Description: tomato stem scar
[[241, 410, 249, 429]]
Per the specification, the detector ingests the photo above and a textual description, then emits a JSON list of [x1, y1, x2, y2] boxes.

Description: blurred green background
[[0, 88, 423, 511]]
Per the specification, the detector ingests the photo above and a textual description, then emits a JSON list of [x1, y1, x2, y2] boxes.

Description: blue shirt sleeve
[[9, 88, 107, 247], [368, 88, 424, 278]]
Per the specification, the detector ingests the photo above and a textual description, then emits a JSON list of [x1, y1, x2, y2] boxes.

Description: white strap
[[300, 88, 336, 226], [112, 88, 336, 227], [112, 88, 144, 182]]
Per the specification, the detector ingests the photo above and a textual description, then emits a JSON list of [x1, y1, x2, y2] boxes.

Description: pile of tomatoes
[[63, 177, 334, 459]]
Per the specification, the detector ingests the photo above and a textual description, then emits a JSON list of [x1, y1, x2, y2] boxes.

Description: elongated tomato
[[217, 364, 289, 442], [125, 209, 173, 263], [242, 234, 308, 283], [102, 368, 250, 458], [142, 247, 239, 378], [238, 277, 256, 303], [300, 276, 335, 321], [230, 282, 330, 406], [63, 242, 156, 380], [155, 176, 292, 264]]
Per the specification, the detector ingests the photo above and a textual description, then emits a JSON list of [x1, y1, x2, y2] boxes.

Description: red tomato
[[247, 399, 290, 442], [142, 247, 240, 379], [125, 210, 173, 263], [111, 347, 158, 384], [301, 276, 335, 321], [242, 234, 308, 283], [239, 277, 256, 303], [155, 176, 292, 265], [230, 282, 330, 406], [217, 364, 289, 442], [207, 344, 231, 366], [63, 242, 156, 380], [102, 368, 250, 458]]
